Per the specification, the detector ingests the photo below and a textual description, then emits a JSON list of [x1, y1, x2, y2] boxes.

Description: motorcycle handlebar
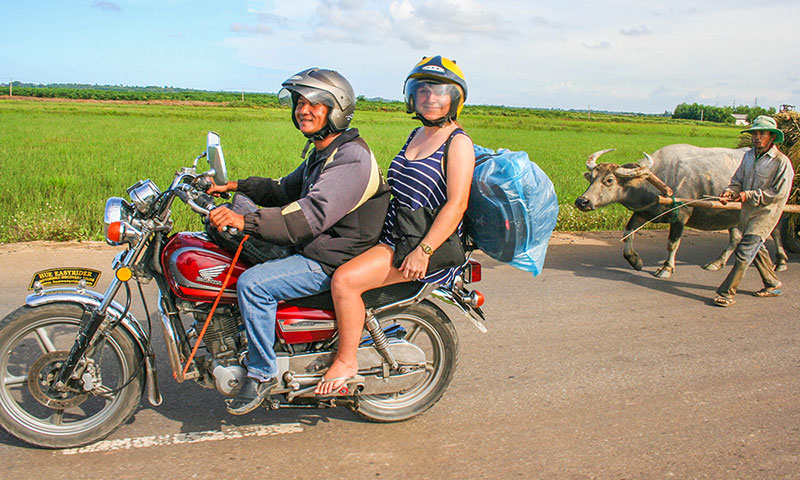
[[195, 176, 230, 200], [174, 187, 238, 235]]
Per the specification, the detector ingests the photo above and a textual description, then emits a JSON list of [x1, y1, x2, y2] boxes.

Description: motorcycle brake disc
[[27, 351, 89, 409]]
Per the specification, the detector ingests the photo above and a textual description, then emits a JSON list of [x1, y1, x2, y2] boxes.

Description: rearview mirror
[[206, 131, 228, 186]]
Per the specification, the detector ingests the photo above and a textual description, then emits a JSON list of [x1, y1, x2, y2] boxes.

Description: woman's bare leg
[[315, 244, 408, 395]]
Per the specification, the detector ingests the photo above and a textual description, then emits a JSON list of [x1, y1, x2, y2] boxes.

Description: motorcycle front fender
[[25, 287, 162, 406], [26, 287, 151, 353]]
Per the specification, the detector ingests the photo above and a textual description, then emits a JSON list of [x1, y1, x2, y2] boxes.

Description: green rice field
[[0, 99, 743, 243]]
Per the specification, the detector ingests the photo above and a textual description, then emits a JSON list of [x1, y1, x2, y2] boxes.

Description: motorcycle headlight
[[127, 179, 161, 214], [104, 197, 139, 246]]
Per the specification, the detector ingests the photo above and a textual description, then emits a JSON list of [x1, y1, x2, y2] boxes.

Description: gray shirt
[[724, 145, 794, 240]]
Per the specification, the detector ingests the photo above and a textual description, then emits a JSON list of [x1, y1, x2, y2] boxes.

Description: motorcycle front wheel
[[354, 300, 458, 422], [0, 303, 144, 448]]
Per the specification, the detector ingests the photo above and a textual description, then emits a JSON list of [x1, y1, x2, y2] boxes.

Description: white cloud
[[231, 23, 273, 35], [530, 16, 561, 29], [92, 1, 121, 12], [301, 0, 506, 49], [219, 0, 800, 112], [256, 12, 289, 25], [619, 25, 650, 37], [583, 41, 611, 49]]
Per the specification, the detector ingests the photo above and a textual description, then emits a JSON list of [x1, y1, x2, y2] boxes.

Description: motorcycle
[[0, 132, 487, 448]]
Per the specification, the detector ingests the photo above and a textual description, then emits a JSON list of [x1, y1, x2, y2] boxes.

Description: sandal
[[713, 295, 735, 307], [754, 283, 782, 297], [315, 374, 364, 397]]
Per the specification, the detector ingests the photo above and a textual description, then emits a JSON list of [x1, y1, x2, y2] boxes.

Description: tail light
[[464, 259, 482, 283]]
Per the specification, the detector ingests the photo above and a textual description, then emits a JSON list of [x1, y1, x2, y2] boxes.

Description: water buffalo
[[574, 144, 788, 277]]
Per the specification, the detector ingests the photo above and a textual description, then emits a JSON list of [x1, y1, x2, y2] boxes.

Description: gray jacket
[[238, 129, 390, 274]]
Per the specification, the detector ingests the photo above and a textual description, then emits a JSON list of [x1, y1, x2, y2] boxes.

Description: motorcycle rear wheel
[[0, 303, 143, 449], [354, 300, 458, 422]]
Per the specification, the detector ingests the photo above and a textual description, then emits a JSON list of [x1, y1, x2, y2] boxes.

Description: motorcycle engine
[[189, 304, 247, 395]]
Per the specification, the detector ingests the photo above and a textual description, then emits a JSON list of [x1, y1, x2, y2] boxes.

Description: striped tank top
[[380, 127, 468, 285]]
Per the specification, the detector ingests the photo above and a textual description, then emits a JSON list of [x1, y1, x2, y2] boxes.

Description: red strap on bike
[[180, 234, 250, 379]]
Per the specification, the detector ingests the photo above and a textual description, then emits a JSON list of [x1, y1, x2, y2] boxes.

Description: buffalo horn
[[615, 152, 654, 178], [585, 148, 616, 170], [641, 152, 654, 169]]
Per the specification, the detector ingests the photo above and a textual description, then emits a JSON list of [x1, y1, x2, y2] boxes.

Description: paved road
[[1, 231, 798, 479]]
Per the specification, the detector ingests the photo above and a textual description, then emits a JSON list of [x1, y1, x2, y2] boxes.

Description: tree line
[[672, 102, 777, 124]]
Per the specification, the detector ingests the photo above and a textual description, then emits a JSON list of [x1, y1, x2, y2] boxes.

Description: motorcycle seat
[[285, 281, 426, 311]]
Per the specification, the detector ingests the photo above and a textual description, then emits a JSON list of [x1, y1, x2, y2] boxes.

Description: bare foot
[[314, 359, 358, 396]]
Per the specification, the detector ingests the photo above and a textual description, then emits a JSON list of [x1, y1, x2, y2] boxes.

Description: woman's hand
[[208, 207, 245, 231], [399, 246, 430, 280]]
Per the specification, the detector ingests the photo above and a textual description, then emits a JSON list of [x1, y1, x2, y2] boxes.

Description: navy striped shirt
[[380, 128, 468, 285]]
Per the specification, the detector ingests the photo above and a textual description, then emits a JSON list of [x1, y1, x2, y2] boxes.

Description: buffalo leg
[[622, 214, 647, 271], [654, 222, 684, 278], [771, 219, 788, 272], [704, 227, 741, 271]]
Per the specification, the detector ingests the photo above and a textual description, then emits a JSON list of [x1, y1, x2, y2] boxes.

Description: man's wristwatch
[[419, 242, 433, 256]]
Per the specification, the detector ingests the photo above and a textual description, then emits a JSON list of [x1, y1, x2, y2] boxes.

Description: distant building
[[780, 104, 795, 112], [731, 114, 749, 126]]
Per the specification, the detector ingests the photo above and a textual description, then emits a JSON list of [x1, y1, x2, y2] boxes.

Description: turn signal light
[[466, 290, 485, 308], [107, 221, 122, 243], [115, 266, 133, 282]]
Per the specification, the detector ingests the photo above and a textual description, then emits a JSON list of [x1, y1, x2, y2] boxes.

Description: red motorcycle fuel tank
[[162, 232, 338, 344], [161, 232, 248, 303]]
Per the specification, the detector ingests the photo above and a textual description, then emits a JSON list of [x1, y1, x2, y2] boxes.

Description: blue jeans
[[237, 254, 331, 381]]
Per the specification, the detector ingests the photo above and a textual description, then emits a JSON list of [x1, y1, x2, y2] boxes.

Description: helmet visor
[[278, 86, 336, 109], [404, 79, 462, 117]]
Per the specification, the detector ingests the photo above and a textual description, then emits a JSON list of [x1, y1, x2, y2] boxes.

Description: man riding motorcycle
[[207, 68, 390, 415]]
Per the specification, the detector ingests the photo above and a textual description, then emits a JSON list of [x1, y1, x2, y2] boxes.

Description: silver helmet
[[278, 68, 356, 137]]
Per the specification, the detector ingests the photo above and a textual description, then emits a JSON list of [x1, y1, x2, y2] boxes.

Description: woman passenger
[[316, 56, 475, 395]]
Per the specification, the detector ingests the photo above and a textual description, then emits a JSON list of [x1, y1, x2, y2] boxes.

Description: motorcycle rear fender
[[25, 287, 162, 405], [431, 287, 488, 333]]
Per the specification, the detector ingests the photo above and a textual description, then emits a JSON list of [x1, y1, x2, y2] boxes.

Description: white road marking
[[62, 423, 304, 455]]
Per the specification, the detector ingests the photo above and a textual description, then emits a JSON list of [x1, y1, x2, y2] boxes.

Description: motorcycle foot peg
[[282, 372, 300, 391]]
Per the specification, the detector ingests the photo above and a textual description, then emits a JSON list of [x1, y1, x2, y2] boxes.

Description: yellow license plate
[[29, 268, 102, 290]]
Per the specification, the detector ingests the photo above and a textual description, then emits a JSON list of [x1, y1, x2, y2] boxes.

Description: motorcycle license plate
[[28, 267, 102, 290]]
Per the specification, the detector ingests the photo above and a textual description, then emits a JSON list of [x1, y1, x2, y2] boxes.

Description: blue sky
[[1, 0, 798, 113]]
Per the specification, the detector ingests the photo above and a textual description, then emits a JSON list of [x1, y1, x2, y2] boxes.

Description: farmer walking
[[713, 115, 795, 307]]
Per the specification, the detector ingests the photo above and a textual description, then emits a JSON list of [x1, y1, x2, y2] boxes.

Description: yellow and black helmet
[[403, 55, 467, 125]]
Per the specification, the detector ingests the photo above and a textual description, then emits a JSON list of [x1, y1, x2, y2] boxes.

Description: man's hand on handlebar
[[205, 178, 239, 197], [209, 206, 245, 232]]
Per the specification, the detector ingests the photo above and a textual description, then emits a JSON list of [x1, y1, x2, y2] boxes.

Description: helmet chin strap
[[413, 113, 451, 128], [299, 123, 336, 158]]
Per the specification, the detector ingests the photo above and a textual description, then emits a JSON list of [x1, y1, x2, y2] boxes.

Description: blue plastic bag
[[466, 146, 558, 276]]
